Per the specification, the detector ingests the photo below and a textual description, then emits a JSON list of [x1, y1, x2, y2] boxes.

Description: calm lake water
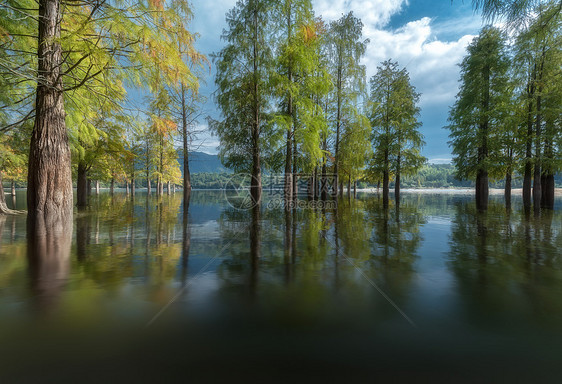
[[1, 190, 562, 382]]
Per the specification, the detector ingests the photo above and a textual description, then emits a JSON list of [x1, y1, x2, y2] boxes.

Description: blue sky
[[189, 0, 486, 163]]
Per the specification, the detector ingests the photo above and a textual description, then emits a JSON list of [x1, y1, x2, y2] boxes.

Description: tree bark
[[27, 0, 73, 220], [11, 181, 15, 196], [166, 181, 171, 196], [110, 177, 115, 195], [87, 178, 92, 196], [131, 177, 135, 195], [95, 180, 100, 195]]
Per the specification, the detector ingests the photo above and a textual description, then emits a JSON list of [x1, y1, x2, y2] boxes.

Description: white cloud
[[313, 0, 406, 27]]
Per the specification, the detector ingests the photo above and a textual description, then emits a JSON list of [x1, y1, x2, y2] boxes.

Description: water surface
[[1, 190, 561, 382]]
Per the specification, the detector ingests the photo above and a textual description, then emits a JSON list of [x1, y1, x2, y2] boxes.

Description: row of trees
[[449, 0, 562, 211], [0, 0, 206, 215], [210, 0, 425, 208]]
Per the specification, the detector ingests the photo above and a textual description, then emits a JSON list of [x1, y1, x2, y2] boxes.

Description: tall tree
[[369, 60, 425, 207], [325, 12, 368, 196], [513, 2, 562, 210], [447, 27, 510, 210], [211, 0, 274, 205]]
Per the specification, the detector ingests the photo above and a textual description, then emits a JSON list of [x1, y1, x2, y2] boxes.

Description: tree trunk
[[250, 6, 261, 207], [395, 170, 400, 205], [87, 179, 92, 196], [11, 180, 15, 196], [131, 177, 135, 195], [147, 179, 151, 195], [382, 169, 389, 208], [504, 171, 512, 208], [126, 182, 130, 195], [181, 84, 192, 195], [395, 154, 401, 204], [542, 173, 554, 210], [77, 161, 88, 208], [110, 177, 115, 195], [27, 0, 72, 220], [167, 181, 171, 196], [475, 169, 488, 211], [353, 180, 357, 198], [347, 177, 351, 196], [95, 180, 100, 195], [0, 172, 20, 214], [321, 162, 327, 200], [532, 81, 543, 212]]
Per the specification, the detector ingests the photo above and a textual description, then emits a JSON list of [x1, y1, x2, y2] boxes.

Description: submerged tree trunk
[[353, 180, 357, 198], [475, 169, 489, 211], [11, 181, 15, 196], [0, 172, 21, 215], [382, 149, 389, 207], [147, 179, 151, 195], [131, 177, 135, 195], [27, 0, 73, 220], [395, 154, 401, 204], [110, 177, 115, 195], [504, 171, 512, 208], [166, 181, 171, 196], [543, 174, 555, 210], [77, 161, 88, 208], [95, 180, 100, 195]]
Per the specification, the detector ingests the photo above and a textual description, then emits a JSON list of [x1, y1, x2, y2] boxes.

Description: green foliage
[[210, 0, 276, 173], [368, 60, 425, 183], [447, 26, 510, 181]]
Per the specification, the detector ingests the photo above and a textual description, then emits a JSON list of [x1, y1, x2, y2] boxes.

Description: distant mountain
[[178, 151, 230, 174]]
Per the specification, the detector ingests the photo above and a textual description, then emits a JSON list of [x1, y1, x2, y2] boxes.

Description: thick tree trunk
[[475, 169, 489, 211], [27, 0, 72, 220], [77, 161, 88, 208], [505, 171, 512, 208], [147, 179, 151, 195], [542, 173, 555, 209], [11, 181, 15, 196]]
